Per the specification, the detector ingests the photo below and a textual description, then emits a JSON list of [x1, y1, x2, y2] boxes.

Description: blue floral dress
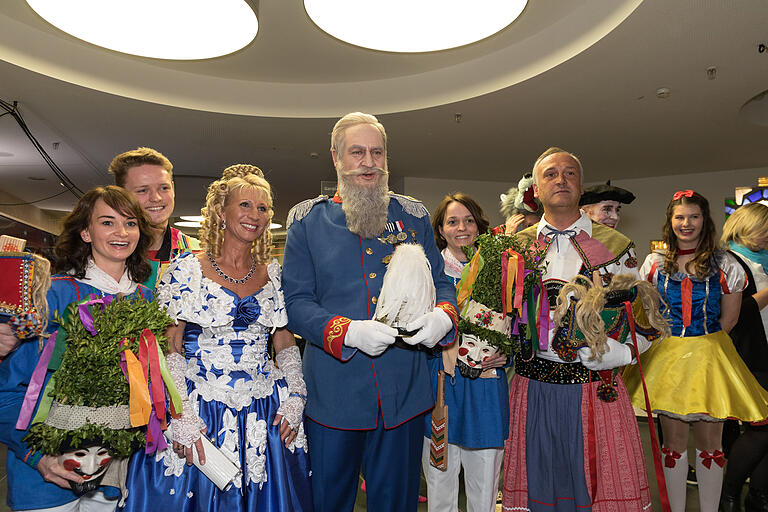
[[122, 252, 312, 512]]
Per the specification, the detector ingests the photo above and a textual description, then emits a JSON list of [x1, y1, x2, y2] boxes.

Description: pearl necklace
[[207, 252, 256, 284]]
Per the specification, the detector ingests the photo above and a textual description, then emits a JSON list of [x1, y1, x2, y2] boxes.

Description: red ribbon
[[143, 330, 167, 429], [681, 276, 693, 328], [661, 447, 682, 468], [672, 189, 695, 200], [699, 450, 725, 469], [626, 301, 672, 512]]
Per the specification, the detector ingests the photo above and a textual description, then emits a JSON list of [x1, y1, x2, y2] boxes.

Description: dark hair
[[661, 191, 718, 279], [54, 186, 153, 283], [432, 193, 490, 251]]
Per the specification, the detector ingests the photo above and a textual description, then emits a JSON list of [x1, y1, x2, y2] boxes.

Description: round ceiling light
[[26, 0, 258, 60], [304, 0, 527, 53]]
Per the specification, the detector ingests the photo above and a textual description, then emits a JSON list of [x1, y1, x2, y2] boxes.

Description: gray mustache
[[340, 167, 387, 177]]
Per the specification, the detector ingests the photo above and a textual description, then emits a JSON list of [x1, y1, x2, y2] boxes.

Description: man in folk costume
[[501, 147, 653, 512], [282, 112, 458, 512], [109, 147, 200, 288]]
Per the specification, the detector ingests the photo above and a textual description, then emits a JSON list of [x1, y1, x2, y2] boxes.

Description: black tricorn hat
[[579, 180, 635, 206]]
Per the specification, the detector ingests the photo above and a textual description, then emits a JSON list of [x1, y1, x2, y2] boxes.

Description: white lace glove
[[578, 338, 633, 370], [166, 352, 206, 447], [344, 320, 397, 357], [404, 308, 453, 348], [275, 345, 306, 430]]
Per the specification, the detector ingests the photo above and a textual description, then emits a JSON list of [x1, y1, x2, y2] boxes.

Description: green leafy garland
[[24, 295, 172, 457], [460, 232, 546, 354]]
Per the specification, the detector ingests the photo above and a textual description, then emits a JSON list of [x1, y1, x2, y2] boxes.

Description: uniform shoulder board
[[390, 193, 428, 219], [286, 195, 328, 230]]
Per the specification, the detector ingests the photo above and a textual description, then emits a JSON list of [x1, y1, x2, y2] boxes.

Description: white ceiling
[[0, 0, 767, 229]]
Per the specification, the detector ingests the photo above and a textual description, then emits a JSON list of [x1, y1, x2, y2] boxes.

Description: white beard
[[337, 166, 390, 239]]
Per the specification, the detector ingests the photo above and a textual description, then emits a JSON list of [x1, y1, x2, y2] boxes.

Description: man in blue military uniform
[[282, 112, 458, 512]]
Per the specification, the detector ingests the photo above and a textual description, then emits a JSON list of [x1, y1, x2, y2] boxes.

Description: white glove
[[404, 308, 453, 348], [275, 345, 306, 430], [166, 352, 206, 447], [578, 338, 633, 370], [344, 320, 397, 357]]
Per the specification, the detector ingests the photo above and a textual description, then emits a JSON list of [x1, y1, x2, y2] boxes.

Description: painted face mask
[[58, 445, 113, 494], [456, 333, 499, 379]]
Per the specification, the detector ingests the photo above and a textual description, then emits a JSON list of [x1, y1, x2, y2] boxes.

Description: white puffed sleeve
[[719, 251, 747, 294], [639, 252, 665, 284]]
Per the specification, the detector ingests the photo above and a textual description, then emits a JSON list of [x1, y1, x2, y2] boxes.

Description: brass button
[[369, 272, 376, 279], [366, 248, 373, 255], [371, 296, 378, 304]]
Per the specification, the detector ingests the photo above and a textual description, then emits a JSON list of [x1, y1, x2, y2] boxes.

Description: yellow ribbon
[[456, 249, 484, 310]]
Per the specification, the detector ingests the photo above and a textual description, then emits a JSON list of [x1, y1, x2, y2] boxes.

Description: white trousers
[[15, 492, 116, 512], [421, 439, 504, 512]]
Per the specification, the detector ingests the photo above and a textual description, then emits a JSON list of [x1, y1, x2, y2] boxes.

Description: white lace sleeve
[[720, 252, 747, 294], [255, 259, 288, 331]]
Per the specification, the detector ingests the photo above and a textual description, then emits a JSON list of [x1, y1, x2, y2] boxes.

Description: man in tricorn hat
[[579, 180, 635, 229]]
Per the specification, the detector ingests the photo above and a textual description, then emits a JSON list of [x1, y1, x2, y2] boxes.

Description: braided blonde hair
[[199, 165, 273, 264]]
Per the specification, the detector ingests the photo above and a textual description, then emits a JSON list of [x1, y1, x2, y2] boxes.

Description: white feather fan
[[374, 243, 436, 327]]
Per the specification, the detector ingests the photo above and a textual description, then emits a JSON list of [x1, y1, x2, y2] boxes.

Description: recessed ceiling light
[[0, 151, 14, 157], [270, 223, 282, 230], [26, 0, 258, 60], [180, 215, 205, 222], [304, 0, 527, 53], [174, 221, 202, 228]]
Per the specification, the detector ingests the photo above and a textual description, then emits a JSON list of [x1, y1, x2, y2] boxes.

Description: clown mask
[[58, 445, 112, 494], [457, 333, 499, 379]]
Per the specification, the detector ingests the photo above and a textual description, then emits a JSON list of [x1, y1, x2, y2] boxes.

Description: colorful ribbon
[[77, 295, 115, 335], [16, 329, 62, 430], [456, 248, 484, 310], [124, 348, 152, 428], [500, 249, 525, 316], [661, 447, 682, 468]]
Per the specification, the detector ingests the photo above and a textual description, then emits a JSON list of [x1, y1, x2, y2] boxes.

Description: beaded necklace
[[206, 252, 256, 284]]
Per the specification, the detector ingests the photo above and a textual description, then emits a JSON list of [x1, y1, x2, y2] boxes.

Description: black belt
[[515, 355, 601, 384]]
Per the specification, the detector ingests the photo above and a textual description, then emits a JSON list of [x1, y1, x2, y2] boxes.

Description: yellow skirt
[[623, 330, 768, 422]]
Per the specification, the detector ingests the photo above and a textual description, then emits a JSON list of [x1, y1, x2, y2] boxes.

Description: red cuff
[[436, 302, 459, 343], [323, 316, 351, 360]]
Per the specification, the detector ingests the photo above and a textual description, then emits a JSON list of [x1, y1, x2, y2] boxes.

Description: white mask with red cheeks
[[456, 333, 500, 379], [59, 446, 113, 494]]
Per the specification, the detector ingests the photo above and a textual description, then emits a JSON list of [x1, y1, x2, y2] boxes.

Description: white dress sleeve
[[719, 252, 747, 294], [639, 252, 664, 284], [255, 259, 288, 332]]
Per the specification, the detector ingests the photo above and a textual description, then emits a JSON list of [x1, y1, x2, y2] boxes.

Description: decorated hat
[[579, 180, 636, 206], [500, 173, 541, 219], [0, 251, 51, 340]]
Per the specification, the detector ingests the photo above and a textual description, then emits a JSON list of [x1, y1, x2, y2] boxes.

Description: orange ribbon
[[124, 348, 152, 427], [456, 249, 483, 310], [500, 249, 525, 316]]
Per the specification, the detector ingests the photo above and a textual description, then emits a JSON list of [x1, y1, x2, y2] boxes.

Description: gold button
[[369, 272, 376, 279], [371, 296, 378, 304], [366, 248, 373, 255]]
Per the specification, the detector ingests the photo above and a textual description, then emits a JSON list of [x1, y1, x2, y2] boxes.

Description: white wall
[[404, 176, 516, 229], [405, 166, 768, 263]]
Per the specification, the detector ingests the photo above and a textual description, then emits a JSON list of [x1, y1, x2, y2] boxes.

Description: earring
[[221, 220, 227, 230]]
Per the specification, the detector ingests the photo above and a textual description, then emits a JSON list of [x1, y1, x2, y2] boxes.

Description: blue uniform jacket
[[0, 276, 152, 511], [282, 193, 458, 430]]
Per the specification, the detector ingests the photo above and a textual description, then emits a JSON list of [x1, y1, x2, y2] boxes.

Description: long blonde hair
[[721, 203, 768, 250], [199, 165, 273, 264]]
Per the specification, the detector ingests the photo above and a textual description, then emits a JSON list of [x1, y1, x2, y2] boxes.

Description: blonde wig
[[199, 164, 273, 264], [31, 253, 51, 340], [330, 112, 388, 165], [721, 202, 768, 251], [554, 273, 671, 362]]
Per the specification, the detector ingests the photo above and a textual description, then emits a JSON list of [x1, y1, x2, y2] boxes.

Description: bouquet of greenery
[[23, 294, 173, 457], [456, 232, 546, 355]]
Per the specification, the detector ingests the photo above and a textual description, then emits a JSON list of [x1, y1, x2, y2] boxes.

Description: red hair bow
[[672, 189, 695, 200]]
